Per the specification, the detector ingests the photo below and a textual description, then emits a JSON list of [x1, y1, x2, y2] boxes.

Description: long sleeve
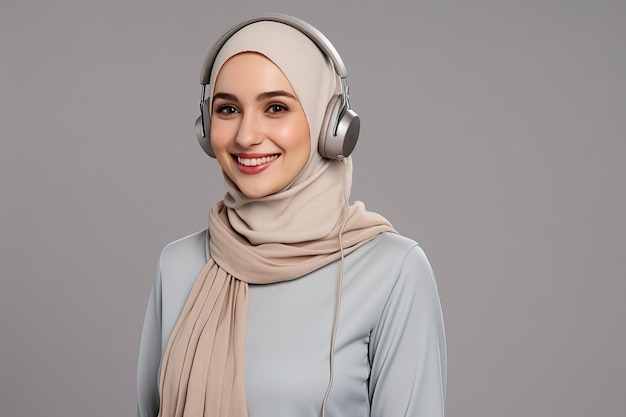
[[137, 254, 163, 417], [368, 244, 447, 416]]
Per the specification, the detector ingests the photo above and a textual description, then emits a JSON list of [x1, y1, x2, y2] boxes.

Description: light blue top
[[137, 230, 446, 417]]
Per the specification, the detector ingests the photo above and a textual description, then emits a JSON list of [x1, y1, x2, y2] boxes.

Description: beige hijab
[[158, 21, 395, 417]]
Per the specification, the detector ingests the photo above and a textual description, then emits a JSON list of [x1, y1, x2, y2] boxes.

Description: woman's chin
[[235, 181, 279, 199]]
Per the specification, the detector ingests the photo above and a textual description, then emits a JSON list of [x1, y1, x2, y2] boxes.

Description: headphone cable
[[321, 157, 350, 417]]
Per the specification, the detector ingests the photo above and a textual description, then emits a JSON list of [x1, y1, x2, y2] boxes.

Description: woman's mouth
[[234, 154, 280, 174], [237, 154, 279, 166]]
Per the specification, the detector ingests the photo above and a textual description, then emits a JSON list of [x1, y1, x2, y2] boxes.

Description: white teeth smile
[[237, 155, 279, 166]]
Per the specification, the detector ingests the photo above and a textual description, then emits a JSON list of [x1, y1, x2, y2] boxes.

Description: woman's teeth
[[237, 155, 278, 166]]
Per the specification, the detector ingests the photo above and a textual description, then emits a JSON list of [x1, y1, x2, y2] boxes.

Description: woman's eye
[[216, 105, 239, 115], [267, 104, 288, 113]]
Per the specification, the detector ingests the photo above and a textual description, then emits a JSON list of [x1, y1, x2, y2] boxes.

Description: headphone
[[195, 13, 360, 160]]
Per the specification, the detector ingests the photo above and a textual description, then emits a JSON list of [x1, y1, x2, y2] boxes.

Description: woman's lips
[[233, 153, 279, 174]]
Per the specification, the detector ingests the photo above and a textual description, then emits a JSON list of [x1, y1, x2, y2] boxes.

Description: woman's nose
[[234, 113, 264, 148]]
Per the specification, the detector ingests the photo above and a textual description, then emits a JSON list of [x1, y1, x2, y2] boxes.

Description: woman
[[137, 14, 446, 417]]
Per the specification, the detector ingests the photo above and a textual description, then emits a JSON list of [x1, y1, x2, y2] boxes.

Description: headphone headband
[[199, 13, 348, 85]]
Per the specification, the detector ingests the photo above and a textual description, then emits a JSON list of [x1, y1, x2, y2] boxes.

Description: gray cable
[[321, 157, 350, 417]]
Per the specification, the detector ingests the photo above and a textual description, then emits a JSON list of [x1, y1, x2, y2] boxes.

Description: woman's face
[[210, 52, 311, 199]]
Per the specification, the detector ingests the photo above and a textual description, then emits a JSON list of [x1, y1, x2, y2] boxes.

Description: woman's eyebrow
[[213, 92, 238, 101], [257, 90, 298, 101], [213, 90, 298, 102]]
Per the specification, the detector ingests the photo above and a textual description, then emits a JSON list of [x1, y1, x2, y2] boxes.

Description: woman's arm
[[136, 255, 163, 417], [369, 245, 447, 416]]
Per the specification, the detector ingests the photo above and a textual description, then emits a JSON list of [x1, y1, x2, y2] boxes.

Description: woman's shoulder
[[346, 231, 432, 289], [359, 231, 427, 267], [160, 229, 208, 262], [371, 231, 421, 251], [158, 228, 208, 283]]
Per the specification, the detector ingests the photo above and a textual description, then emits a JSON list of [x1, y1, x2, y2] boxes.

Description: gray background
[[1, 0, 624, 416]]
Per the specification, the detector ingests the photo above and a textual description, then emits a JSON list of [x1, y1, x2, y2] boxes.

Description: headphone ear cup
[[196, 100, 216, 158], [319, 95, 360, 159]]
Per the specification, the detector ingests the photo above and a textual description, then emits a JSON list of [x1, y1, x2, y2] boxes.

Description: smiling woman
[[137, 13, 446, 417], [210, 53, 311, 198]]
